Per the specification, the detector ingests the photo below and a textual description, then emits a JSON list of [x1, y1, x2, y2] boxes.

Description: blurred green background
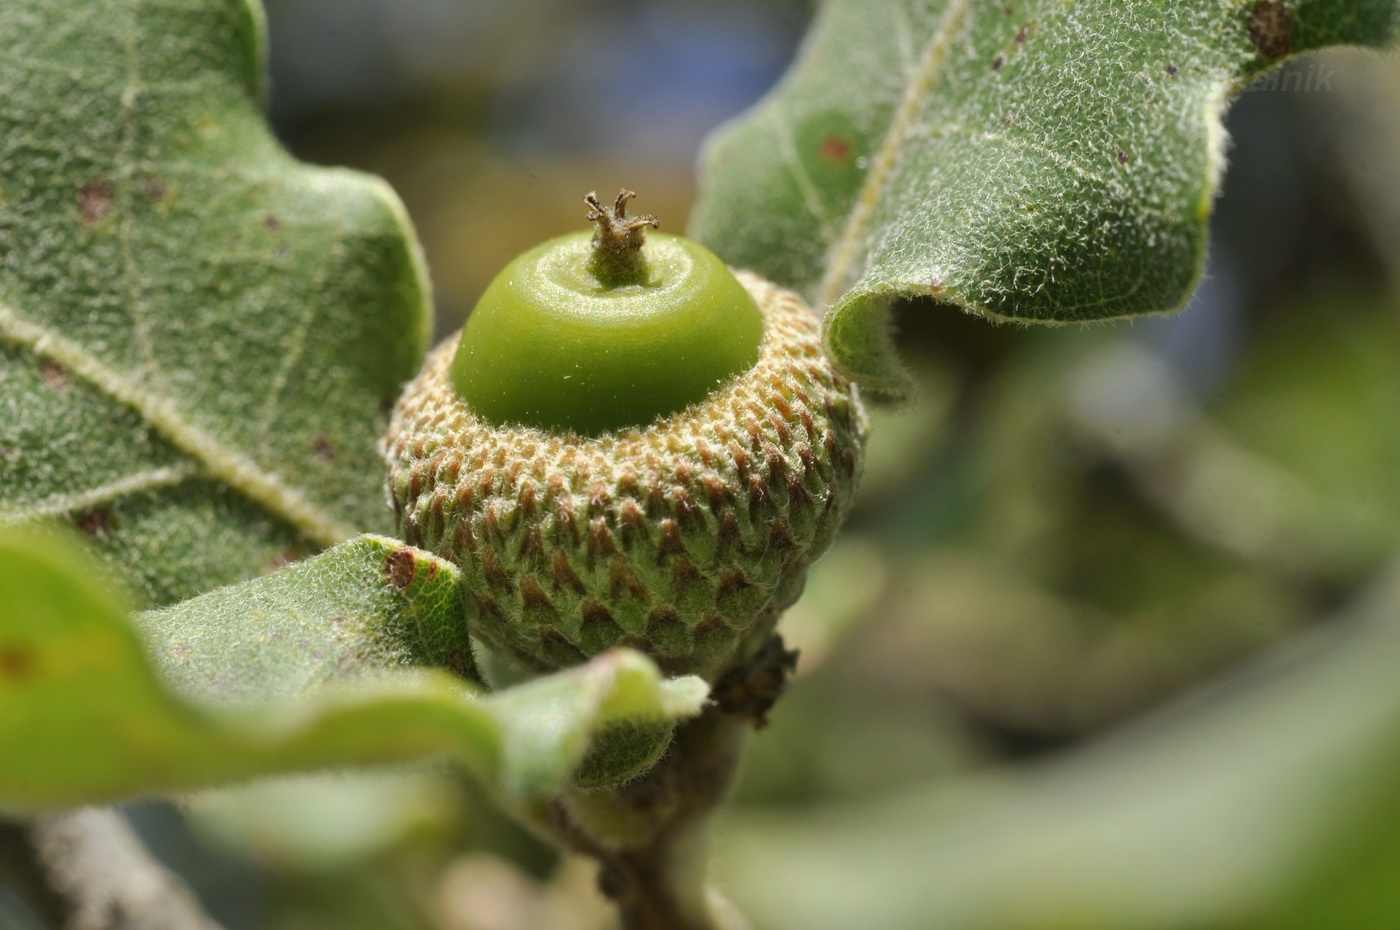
[[60, 2, 1400, 928]]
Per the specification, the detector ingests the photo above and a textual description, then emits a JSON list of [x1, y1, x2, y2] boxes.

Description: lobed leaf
[[0, 0, 431, 605], [0, 528, 708, 812], [691, 0, 1400, 402]]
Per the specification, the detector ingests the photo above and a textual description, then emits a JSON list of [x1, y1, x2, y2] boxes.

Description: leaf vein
[[819, 0, 975, 306], [772, 105, 837, 236], [0, 462, 199, 524], [254, 245, 330, 453], [0, 300, 358, 548]]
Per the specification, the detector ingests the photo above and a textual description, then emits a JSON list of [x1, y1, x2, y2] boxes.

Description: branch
[[534, 628, 799, 929], [549, 709, 748, 930], [0, 808, 226, 930]]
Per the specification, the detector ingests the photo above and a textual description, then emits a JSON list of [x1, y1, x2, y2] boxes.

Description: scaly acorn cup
[[383, 191, 867, 682]]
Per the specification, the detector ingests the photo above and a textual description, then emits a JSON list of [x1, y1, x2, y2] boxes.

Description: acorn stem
[[547, 710, 747, 930], [536, 625, 797, 929], [585, 189, 659, 287]]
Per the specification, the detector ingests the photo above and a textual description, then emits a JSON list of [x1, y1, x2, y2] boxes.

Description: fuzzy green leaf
[[0, 528, 708, 811], [0, 0, 430, 606], [691, 0, 1400, 401], [139, 533, 484, 701]]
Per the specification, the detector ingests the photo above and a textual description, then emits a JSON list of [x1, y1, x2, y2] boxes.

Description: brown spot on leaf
[[0, 644, 35, 682], [929, 279, 945, 295], [1014, 22, 1034, 47], [312, 433, 337, 461], [817, 134, 852, 166], [77, 180, 115, 226], [1166, 63, 1180, 76], [263, 214, 282, 232], [991, 54, 1004, 71], [39, 359, 68, 391], [448, 646, 476, 680], [140, 176, 167, 202], [263, 549, 300, 574], [385, 547, 416, 590], [1117, 149, 1133, 165], [1248, 1, 1292, 60], [1001, 1, 1015, 15], [73, 507, 115, 537], [335, 650, 365, 673]]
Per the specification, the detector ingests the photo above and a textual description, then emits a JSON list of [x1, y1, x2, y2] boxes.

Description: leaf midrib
[[0, 299, 357, 547], [817, 0, 974, 307]]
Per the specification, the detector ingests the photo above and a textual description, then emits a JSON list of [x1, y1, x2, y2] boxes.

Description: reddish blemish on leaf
[[39, 358, 68, 391], [448, 646, 474, 679], [0, 644, 36, 682], [1014, 22, 1034, 47], [76, 179, 115, 226], [385, 547, 416, 591], [73, 507, 115, 537], [312, 434, 337, 461], [1248, 0, 1292, 59], [818, 134, 853, 166], [263, 550, 299, 574]]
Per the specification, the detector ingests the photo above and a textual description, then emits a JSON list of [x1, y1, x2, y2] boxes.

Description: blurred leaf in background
[[261, 0, 809, 335], [7, 1, 1400, 928]]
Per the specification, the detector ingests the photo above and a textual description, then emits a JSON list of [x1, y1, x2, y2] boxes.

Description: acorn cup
[[383, 191, 867, 684]]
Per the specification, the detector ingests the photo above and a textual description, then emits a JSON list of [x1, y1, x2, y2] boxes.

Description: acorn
[[383, 191, 867, 681]]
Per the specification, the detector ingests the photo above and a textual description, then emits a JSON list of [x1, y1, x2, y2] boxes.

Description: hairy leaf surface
[[0, 529, 707, 810], [0, 0, 430, 605], [140, 533, 484, 702], [692, 0, 1400, 401]]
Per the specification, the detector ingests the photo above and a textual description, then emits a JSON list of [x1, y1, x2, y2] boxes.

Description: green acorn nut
[[383, 191, 867, 680]]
